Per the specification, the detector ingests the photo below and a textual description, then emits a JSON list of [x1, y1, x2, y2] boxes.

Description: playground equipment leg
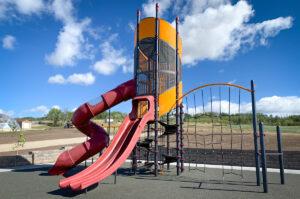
[[175, 16, 180, 176], [259, 122, 268, 193], [180, 104, 184, 173], [166, 113, 170, 170], [251, 80, 261, 186], [276, 126, 285, 184], [114, 170, 117, 184], [154, 3, 159, 177]]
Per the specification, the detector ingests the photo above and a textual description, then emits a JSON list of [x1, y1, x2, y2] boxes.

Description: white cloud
[[2, 35, 16, 50], [28, 104, 61, 115], [142, 0, 293, 66], [256, 96, 300, 116], [29, 105, 49, 115], [93, 35, 132, 75], [67, 72, 95, 85], [186, 96, 300, 117], [0, 109, 14, 116], [48, 72, 95, 86], [0, 2, 8, 19], [0, 0, 45, 19], [46, 19, 91, 66], [52, 105, 60, 110], [142, 0, 173, 17], [48, 74, 65, 84], [128, 22, 135, 31], [46, 0, 95, 67], [51, 0, 74, 23], [13, 0, 45, 15]]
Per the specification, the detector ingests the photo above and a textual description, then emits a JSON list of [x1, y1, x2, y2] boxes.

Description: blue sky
[[0, 0, 299, 117]]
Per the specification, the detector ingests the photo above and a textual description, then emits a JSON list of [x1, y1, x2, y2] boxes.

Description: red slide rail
[[65, 95, 154, 191], [48, 79, 136, 175]]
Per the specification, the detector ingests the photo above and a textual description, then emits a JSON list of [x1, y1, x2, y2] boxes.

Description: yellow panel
[[134, 17, 182, 59], [158, 81, 183, 117], [137, 101, 148, 118]]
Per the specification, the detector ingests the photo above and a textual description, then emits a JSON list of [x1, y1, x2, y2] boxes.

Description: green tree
[[47, 108, 63, 126]]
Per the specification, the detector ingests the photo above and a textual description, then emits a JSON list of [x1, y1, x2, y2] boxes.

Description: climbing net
[[183, 83, 254, 180]]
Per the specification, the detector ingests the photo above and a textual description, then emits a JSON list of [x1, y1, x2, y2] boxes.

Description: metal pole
[[132, 10, 140, 175], [251, 80, 260, 186], [276, 126, 285, 184], [146, 124, 150, 163], [114, 170, 117, 184], [175, 16, 180, 176], [135, 9, 140, 84], [166, 113, 170, 170], [154, 3, 159, 176], [259, 122, 268, 193], [180, 104, 184, 173]]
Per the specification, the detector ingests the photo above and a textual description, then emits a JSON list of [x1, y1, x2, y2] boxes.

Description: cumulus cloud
[[46, 0, 96, 67], [13, 0, 45, 15], [0, 109, 14, 116], [51, 0, 74, 23], [93, 35, 133, 75], [0, 0, 45, 19], [67, 72, 95, 85], [2, 35, 16, 50], [256, 96, 300, 116], [142, 0, 172, 17], [142, 0, 293, 65], [45, 19, 91, 66], [28, 104, 61, 115], [48, 72, 95, 85], [28, 105, 49, 115], [186, 96, 300, 117], [128, 22, 135, 31], [48, 74, 65, 84], [52, 105, 60, 110]]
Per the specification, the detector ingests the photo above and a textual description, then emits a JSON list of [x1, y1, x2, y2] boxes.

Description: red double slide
[[49, 79, 154, 191]]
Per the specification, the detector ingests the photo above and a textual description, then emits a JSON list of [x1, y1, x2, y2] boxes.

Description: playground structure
[[48, 4, 285, 193]]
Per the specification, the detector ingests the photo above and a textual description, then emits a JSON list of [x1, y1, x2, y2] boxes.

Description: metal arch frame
[[170, 82, 253, 110], [172, 81, 261, 187]]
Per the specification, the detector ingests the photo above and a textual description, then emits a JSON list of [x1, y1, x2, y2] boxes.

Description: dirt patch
[[0, 128, 84, 144]]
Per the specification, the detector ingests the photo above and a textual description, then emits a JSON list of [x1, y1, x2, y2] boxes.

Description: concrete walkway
[[0, 137, 87, 152]]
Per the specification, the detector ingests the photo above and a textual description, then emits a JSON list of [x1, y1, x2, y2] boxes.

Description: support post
[[114, 169, 117, 184], [180, 104, 184, 173], [276, 126, 285, 184], [259, 122, 268, 193], [251, 80, 260, 186], [132, 10, 140, 175], [154, 3, 159, 176], [175, 16, 180, 176], [166, 113, 170, 170], [146, 124, 150, 163], [134, 9, 140, 84]]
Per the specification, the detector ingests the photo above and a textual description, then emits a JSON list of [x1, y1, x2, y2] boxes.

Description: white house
[[22, 120, 32, 129], [105, 118, 114, 123], [17, 120, 32, 130]]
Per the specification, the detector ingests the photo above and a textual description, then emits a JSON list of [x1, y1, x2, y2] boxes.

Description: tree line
[[44, 108, 126, 127], [184, 113, 300, 126]]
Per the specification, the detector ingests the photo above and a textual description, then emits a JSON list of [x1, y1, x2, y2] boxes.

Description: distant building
[[21, 120, 32, 129], [0, 114, 20, 132], [0, 122, 12, 132], [17, 120, 32, 130], [105, 118, 114, 123]]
